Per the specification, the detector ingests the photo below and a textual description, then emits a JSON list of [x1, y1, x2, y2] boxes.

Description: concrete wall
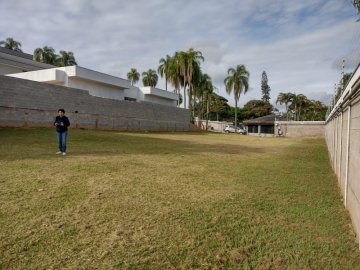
[[193, 120, 233, 132], [0, 75, 192, 131], [325, 63, 360, 247], [276, 121, 325, 137]]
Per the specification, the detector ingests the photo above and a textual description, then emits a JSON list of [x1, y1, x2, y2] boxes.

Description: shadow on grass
[[0, 128, 270, 161]]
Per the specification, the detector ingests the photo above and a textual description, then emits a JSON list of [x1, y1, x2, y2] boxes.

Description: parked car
[[224, 125, 247, 134]]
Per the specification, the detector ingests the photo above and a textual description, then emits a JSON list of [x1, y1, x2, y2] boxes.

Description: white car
[[224, 125, 247, 134]]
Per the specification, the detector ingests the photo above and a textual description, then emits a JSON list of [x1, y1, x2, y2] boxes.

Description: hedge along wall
[[325, 63, 360, 248], [0, 75, 192, 131]]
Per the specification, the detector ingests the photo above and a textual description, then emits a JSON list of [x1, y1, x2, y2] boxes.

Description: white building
[[0, 47, 54, 74], [1, 48, 178, 107]]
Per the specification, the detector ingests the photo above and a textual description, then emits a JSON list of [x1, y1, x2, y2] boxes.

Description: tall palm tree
[[185, 48, 204, 116], [158, 55, 171, 91], [57, 51, 77, 66], [33, 46, 57, 65], [127, 68, 140, 86], [167, 55, 183, 107], [175, 51, 188, 108], [276, 92, 293, 121], [194, 73, 211, 121], [0, 37, 22, 52], [142, 69, 158, 87], [202, 74, 214, 130], [288, 93, 307, 121], [295, 94, 308, 121], [224, 64, 250, 129]]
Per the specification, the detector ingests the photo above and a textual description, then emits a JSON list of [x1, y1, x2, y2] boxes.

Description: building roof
[[140, 86, 179, 101], [0, 47, 55, 74], [0, 47, 33, 60], [7, 65, 131, 89], [243, 114, 275, 125]]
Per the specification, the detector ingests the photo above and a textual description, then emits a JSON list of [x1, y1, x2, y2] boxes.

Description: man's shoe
[[56, 151, 62, 154], [62, 152, 66, 156]]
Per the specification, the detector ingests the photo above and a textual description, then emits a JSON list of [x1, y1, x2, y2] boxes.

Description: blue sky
[[1, 0, 359, 107]]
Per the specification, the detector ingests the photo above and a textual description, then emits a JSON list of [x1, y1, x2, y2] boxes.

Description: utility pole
[[333, 83, 337, 107], [341, 59, 345, 92]]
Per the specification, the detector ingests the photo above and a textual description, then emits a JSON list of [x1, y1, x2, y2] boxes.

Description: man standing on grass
[[54, 109, 70, 156]]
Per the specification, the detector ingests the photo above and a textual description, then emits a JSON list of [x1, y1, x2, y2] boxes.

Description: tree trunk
[[188, 86, 192, 117], [200, 93, 205, 122], [206, 98, 210, 130], [235, 98, 238, 130], [286, 104, 288, 121], [165, 77, 167, 91], [183, 85, 187, 109]]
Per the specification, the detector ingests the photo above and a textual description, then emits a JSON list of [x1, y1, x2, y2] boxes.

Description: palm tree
[[57, 51, 77, 66], [194, 73, 211, 121], [184, 48, 204, 116], [175, 51, 188, 108], [0, 37, 22, 52], [127, 68, 140, 86], [33, 46, 57, 65], [276, 92, 293, 121], [158, 55, 171, 91], [295, 94, 308, 120], [167, 55, 184, 107], [142, 69, 158, 87], [224, 65, 250, 129], [202, 75, 214, 130]]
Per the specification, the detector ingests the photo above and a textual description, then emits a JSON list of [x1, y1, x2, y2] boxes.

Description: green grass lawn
[[0, 128, 359, 269]]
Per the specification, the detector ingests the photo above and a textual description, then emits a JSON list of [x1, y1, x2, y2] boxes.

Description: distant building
[[243, 114, 275, 136], [0, 47, 54, 75], [1, 48, 178, 107]]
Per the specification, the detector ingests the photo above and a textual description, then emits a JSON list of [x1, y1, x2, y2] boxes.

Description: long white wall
[[325, 63, 360, 247], [68, 78, 125, 100], [7, 66, 178, 107]]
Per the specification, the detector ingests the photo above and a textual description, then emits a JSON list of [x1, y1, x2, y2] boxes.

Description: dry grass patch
[[0, 128, 359, 269]]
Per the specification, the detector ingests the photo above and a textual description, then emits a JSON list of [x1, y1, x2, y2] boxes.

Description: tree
[[196, 73, 213, 130], [243, 100, 273, 118], [142, 69, 158, 87], [167, 55, 183, 107], [224, 64, 250, 129], [261, 71, 271, 103], [287, 93, 308, 121], [305, 100, 327, 121], [0, 37, 22, 52], [33, 46, 57, 65], [57, 51, 77, 66], [276, 92, 293, 121], [210, 93, 229, 121], [175, 51, 188, 108], [294, 94, 308, 121], [335, 72, 352, 103], [158, 55, 171, 91], [165, 49, 204, 114], [184, 48, 204, 117], [127, 68, 140, 86]]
